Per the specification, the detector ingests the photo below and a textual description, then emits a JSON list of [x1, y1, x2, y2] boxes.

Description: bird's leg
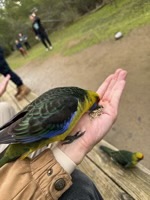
[[62, 131, 85, 145], [89, 104, 104, 119]]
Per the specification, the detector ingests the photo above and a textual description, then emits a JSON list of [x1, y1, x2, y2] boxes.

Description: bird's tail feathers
[[0, 132, 16, 144], [0, 111, 27, 131], [99, 145, 115, 155]]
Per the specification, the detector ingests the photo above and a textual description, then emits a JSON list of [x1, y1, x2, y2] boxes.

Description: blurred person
[[0, 46, 31, 100], [15, 39, 27, 57], [29, 13, 53, 51], [18, 32, 31, 50]]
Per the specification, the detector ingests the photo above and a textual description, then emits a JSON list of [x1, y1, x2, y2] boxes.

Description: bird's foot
[[62, 131, 85, 145], [89, 105, 104, 119]]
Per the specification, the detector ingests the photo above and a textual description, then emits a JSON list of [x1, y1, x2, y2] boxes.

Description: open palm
[[58, 69, 127, 164]]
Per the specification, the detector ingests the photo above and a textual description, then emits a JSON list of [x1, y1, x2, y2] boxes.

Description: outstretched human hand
[[58, 69, 127, 164], [0, 75, 11, 97]]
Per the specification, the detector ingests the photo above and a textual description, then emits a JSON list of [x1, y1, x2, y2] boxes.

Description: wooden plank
[[8, 80, 37, 106], [8, 92, 29, 110], [6, 87, 29, 110], [8, 80, 16, 89], [86, 140, 150, 200], [25, 91, 37, 103], [0, 77, 36, 110], [78, 157, 133, 200], [6, 81, 30, 110]]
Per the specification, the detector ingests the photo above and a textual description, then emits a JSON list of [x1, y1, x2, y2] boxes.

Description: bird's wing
[[0, 111, 27, 131], [0, 96, 79, 144], [112, 151, 132, 166]]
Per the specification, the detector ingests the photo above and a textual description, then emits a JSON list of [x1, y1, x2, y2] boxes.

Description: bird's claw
[[62, 131, 85, 145]]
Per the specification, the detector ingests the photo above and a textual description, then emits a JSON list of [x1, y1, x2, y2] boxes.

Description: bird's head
[[86, 90, 100, 105], [87, 90, 100, 110], [134, 152, 144, 162]]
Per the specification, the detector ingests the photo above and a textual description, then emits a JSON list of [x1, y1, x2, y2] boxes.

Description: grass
[[7, 43, 55, 70], [7, 0, 150, 69]]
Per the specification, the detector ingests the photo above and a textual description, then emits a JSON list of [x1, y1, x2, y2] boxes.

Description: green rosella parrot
[[100, 145, 144, 168], [0, 87, 102, 167]]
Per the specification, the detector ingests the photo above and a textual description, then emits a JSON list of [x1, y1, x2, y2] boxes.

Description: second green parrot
[[0, 86, 102, 167], [100, 145, 144, 168]]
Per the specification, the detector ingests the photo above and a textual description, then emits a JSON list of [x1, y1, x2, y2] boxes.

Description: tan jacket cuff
[[52, 147, 76, 174], [31, 149, 72, 200]]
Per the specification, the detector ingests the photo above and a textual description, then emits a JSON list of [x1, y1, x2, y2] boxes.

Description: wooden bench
[[1, 80, 150, 200]]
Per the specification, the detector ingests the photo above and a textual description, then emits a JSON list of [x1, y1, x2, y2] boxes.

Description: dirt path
[[16, 25, 150, 169]]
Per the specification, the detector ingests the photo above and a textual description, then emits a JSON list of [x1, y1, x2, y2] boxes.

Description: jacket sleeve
[[0, 149, 72, 200]]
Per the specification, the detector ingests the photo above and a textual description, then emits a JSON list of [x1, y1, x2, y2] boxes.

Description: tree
[[0, 0, 104, 54]]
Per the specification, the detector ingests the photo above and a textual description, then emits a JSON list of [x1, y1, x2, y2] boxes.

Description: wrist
[[52, 147, 76, 174], [57, 141, 87, 165]]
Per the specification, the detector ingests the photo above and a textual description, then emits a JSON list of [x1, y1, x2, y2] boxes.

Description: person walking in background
[[29, 13, 53, 51], [18, 33, 31, 50], [15, 40, 27, 57], [0, 46, 31, 100]]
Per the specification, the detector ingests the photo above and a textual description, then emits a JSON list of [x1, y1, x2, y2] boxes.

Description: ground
[[16, 25, 150, 169]]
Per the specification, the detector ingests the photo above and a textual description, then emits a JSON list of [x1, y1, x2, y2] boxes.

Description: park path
[[16, 25, 150, 169]]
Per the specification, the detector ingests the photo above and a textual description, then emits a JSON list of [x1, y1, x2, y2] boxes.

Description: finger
[[102, 69, 124, 100], [110, 80, 126, 111], [5, 75, 11, 82], [1, 77, 10, 87], [97, 68, 123, 97], [6, 74, 11, 79], [115, 69, 127, 81], [109, 70, 127, 99], [0, 75, 10, 92], [96, 74, 114, 97]]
